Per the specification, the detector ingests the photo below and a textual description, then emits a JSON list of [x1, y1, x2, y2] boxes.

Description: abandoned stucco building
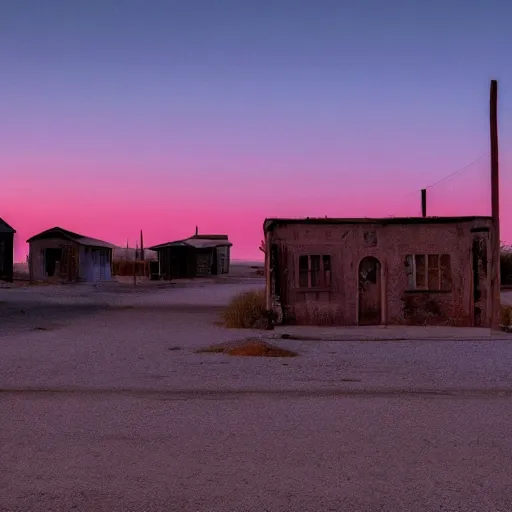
[[27, 227, 116, 282], [264, 216, 497, 328], [149, 234, 232, 279]]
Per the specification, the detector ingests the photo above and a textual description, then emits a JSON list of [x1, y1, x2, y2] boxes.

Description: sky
[[1, 0, 511, 262]]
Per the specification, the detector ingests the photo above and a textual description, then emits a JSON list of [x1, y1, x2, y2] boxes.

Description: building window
[[363, 230, 377, 247], [406, 254, 452, 291], [298, 254, 332, 288]]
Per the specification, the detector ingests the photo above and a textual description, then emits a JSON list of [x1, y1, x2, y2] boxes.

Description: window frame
[[297, 254, 332, 290], [407, 253, 451, 292]]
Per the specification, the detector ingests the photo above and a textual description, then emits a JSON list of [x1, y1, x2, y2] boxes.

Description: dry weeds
[[500, 305, 512, 331], [196, 339, 298, 358], [221, 290, 269, 329]]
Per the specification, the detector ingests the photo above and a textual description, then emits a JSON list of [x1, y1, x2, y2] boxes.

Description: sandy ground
[[1, 274, 512, 511]]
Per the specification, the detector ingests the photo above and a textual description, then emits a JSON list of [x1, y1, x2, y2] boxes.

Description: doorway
[[472, 236, 489, 327], [358, 256, 382, 325], [45, 248, 62, 277]]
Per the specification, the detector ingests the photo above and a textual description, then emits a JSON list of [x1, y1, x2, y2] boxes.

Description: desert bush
[[500, 305, 512, 327], [221, 290, 270, 329], [196, 339, 298, 357], [112, 260, 150, 277], [501, 250, 512, 285]]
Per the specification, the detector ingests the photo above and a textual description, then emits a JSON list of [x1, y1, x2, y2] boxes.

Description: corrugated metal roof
[[148, 241, 188, 250], [27, 226, 116, 249], [184, 238, 231, 249], [191, 234, 229, 240], [148, 236, 232, 251], [75, 237, 117, 249]]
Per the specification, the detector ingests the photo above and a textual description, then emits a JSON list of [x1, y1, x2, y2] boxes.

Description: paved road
[[1, 282, 512, 511], [2, 387, 512, 512]]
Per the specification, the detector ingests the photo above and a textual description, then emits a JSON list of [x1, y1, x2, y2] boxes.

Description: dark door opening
[[472, 237, 488, 327], [358, 256, 382, 325], [45, 248, 62, 277], [0, 240, 5, 275]]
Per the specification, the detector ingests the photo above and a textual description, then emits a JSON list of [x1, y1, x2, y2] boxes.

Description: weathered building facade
[[27, 227, 115, 283], [0, 218, 15, 282], [264, 217, 496, 327], [149, 234, 232, 279]]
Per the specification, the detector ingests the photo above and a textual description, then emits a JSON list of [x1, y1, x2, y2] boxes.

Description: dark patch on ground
[[0, 303, 108, 336], [196, 339, 298, 357]]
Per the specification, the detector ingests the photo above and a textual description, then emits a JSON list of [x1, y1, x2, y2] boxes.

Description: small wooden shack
[[27, 227, 116, 283], [149, 234, 232, 279], [0, 218, 15, 282]]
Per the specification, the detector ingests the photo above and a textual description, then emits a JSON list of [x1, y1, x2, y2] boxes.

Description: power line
[[401, 153, 489, 199], [423, 153, 489, 190], [385, 152, 489, 216]]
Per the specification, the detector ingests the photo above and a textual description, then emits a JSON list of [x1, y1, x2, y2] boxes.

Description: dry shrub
[[196, 339, 298, 358], [221, 290, 269, 329], [501, 249, 512, 285], [112, 260, 150, 277], [500, 305, 512, 327], [227, 340, 298, 357]]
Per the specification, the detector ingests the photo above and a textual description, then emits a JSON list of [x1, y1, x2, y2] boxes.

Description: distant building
[[112, 247, 158, 262], [0, 218, 15, 282], [149, 234, 232, 279], [27, 227, 116, 283], [264, 216, 497, 328]]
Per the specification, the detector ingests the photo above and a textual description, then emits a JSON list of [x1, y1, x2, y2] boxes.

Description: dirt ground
[[1, 269, 512, 511]]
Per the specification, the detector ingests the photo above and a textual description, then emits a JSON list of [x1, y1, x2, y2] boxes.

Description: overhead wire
[[385, 152, 489, 215]]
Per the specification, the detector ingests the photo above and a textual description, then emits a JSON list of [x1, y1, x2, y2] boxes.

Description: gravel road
[[1, 281, 512, 511]]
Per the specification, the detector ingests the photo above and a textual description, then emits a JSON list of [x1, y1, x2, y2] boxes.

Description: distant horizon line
[[13, 257, 265, 265]]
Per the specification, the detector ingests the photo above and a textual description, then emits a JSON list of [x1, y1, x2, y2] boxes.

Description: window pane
[[323, 255, 332, 286], [299, 255, 308, 271], [322, 255, 331, 272], [428, 267, 440, 290], [415, 255, 426, 288], [299, 255, 309, 287], [428, 254, 440, 270], [440, 254, 452, 290], [310, 255, 320, 287], [406, 255, 414, 288]]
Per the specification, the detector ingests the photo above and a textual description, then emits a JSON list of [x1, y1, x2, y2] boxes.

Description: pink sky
[[2, 151, 510, 263], [1, 2, 511, 262]]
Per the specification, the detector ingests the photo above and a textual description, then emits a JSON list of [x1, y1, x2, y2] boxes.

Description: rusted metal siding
[[29, 239, 112, 282], [216, 246, 230, 274], [267, 218, 493, 327], [78, 246, 112, 282]]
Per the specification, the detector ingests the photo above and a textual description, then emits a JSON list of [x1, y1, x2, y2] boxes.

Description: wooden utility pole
[[140, 230, 144, 261], [490, 79, 501, 330], [421, 189, 427, 218], [134, 241, 138, 286]]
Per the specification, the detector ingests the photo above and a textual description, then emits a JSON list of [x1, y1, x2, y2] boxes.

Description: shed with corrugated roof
[[27, 227, 117, 282], [148, 232, 232, 279]]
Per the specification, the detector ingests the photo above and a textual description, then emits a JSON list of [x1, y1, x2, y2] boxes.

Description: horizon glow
[[1, 1, 511, 262]]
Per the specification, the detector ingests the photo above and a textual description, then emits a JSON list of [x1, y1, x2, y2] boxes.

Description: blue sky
[[1, 0, 511, 259]]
